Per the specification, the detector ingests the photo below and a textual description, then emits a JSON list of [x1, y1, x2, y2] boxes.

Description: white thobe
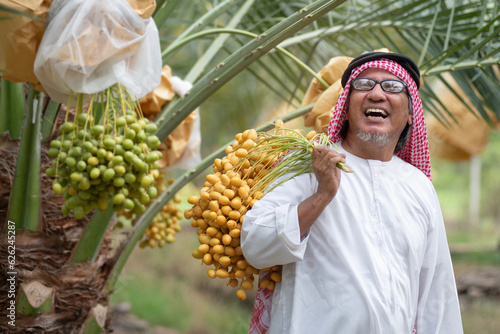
[[241, 144, 463, 334]]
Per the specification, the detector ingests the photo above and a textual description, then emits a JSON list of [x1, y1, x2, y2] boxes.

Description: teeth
[[365, 108, 388, 118]]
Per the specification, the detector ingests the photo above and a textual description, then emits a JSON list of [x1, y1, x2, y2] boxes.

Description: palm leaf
[[154, 0, 348, 141]]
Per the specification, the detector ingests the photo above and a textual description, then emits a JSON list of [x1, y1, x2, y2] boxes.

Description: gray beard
[[357, 131, 393, 145]]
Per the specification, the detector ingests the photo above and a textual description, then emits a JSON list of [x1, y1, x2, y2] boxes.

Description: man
[[241, 52, 463, 334]]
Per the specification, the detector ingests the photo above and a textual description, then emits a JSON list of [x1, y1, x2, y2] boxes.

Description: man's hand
[[312, 146, 345, 202], [297, 146, 346, 237]]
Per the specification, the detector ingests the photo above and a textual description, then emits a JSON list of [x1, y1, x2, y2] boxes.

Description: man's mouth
[[364, 108, 388, 119]]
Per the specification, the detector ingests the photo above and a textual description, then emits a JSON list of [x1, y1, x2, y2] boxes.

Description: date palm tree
[[0, 0, 498, 332]]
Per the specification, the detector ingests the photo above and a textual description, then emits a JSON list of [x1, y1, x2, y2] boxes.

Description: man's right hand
[[297, 146, 346, 237], [312, 146, 345, 202]]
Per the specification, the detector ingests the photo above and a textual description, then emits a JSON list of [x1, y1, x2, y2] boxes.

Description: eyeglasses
[[351, 78, 407, 93]]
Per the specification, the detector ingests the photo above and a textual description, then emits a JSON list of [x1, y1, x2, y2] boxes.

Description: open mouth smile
[[364, 108, 388, 119]]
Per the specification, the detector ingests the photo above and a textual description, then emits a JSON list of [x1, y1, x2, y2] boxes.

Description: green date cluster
[[45, 91, 163, 219]]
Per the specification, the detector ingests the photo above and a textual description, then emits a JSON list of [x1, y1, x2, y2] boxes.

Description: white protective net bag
[[34, 0, 161, 103]]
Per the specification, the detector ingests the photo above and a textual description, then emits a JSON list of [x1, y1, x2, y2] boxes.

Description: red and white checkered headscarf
[[249, 268, 275, 333], [248, 59, 431, 334], [328, 58, 431, 179]]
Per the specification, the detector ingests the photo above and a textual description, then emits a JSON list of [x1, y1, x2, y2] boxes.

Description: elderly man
[[241, 52, 463, 334]]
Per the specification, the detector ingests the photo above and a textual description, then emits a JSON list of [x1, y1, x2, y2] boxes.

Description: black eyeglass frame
[[351, 78, 408, 93]]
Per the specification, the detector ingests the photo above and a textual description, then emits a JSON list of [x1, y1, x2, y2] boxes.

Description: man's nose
[[367, 84, 386, 101]]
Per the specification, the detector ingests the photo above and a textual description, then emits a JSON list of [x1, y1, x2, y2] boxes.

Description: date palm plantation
[[0, 0, 499, 332]]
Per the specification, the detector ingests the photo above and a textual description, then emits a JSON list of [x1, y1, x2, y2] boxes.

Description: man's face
[[345, 68, 412, 146]]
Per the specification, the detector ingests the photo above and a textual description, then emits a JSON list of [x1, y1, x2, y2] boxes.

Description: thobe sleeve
[[414, 190, 463, 333], [241, 174, 313, 269]]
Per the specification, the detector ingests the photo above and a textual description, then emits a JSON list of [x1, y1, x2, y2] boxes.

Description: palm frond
[[155, 0, 348, 141]]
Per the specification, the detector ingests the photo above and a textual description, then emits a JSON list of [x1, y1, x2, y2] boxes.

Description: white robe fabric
[[241, 143, 463, 334]]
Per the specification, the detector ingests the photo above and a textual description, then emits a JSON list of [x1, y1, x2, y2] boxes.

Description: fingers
[[311, 146, 344, 198], [311, 146, 345, 180], [312, 146, 346, 168]]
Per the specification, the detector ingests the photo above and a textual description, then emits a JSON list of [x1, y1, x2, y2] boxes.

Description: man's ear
[[344, 104, 350, 121], [344, 99, 351, 121], [407, 96, 413, 125]]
